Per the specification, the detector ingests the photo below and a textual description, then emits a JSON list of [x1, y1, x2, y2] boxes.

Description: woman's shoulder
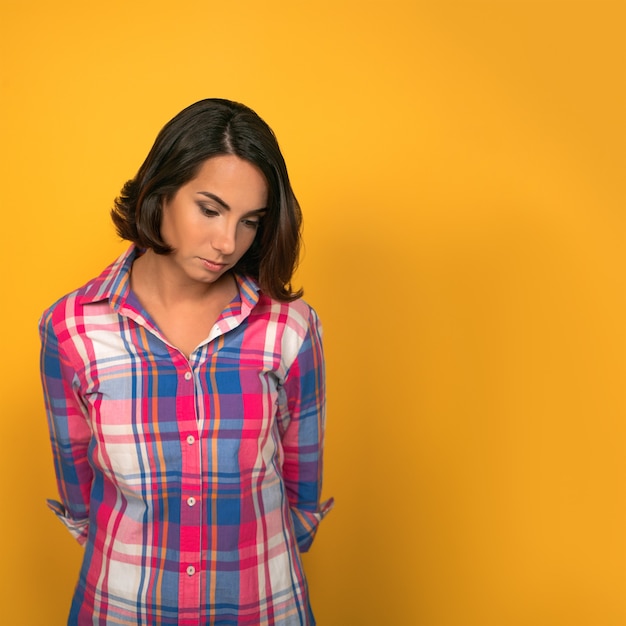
[[235, 273, 319, 329], [249, 292, 323, 348], [39, 277, 102, 340], [256, 292, 319, 324], [40, 247, 135, 333]]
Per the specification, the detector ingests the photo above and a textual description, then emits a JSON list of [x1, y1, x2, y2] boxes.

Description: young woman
[[39, 98, 333, 625]]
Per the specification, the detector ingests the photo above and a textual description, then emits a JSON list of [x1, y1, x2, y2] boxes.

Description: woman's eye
[[199, 204, 219, 217], [242, 219, 260, 229]]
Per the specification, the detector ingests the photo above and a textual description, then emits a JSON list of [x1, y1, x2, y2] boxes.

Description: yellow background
[[1, 1, 624, 624]]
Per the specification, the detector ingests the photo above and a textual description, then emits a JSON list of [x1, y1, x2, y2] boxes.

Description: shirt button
[[184, 371, 192, 381], [186, 435, 195, 445], [187, 497, 196, 507], [186, 565, 196, 576]]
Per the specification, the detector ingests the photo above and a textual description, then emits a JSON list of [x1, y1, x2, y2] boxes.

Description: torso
[[41, 246, 323, 624]]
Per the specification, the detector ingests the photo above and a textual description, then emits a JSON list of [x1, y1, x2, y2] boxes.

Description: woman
[[39, 98, 333, 625]]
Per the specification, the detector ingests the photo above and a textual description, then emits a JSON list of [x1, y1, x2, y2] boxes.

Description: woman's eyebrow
[[197, 191, 230, 210], [197, 191, 267, 215]]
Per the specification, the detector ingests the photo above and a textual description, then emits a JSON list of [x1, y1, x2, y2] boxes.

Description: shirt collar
[[76, 246, 136, 308]]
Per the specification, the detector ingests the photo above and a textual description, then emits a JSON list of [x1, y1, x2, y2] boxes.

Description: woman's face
[[159, 155, 268, 285]]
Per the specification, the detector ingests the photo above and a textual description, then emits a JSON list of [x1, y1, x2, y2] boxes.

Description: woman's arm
[[39, 309, 93, 545], [278, 307, 334, 553]]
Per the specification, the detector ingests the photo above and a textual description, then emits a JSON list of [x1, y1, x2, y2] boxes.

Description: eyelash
[[198, 204, 261, 229], [198, 204, 219, 217]]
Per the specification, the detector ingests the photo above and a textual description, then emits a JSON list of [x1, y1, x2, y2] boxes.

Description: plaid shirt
[[39, 246, 332, 625]]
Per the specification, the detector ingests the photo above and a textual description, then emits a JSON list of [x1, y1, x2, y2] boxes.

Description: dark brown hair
[[111, 98, 303, 301]]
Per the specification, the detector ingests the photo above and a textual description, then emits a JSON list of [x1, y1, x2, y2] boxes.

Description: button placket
[[177, 362, 202, 608]]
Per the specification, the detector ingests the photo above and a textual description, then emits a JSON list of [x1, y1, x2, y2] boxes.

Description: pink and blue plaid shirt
[[39, 246, 333, 625]]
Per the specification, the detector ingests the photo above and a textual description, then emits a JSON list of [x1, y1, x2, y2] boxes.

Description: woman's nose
[[212, 223, 237, 256]]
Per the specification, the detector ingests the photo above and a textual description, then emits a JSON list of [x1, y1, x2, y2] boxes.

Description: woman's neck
[[130, 248, 229, 308]]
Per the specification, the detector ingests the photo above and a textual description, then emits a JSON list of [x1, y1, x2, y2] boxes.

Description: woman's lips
[[200, 258, 226, 272]]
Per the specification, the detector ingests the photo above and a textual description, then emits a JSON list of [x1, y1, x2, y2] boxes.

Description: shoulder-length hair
[[111, 98, 303, 301]]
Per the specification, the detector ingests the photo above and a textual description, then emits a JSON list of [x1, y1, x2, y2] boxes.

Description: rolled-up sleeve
[[39, 310, 92, 545], [278, 308, 334, 553]]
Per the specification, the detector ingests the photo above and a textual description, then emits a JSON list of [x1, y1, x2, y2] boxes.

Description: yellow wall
[[1, 1, 624, 624]]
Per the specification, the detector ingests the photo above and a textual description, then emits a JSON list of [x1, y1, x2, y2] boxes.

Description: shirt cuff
[[290, 497, 334, 553], [47, 499, 89, 546]]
